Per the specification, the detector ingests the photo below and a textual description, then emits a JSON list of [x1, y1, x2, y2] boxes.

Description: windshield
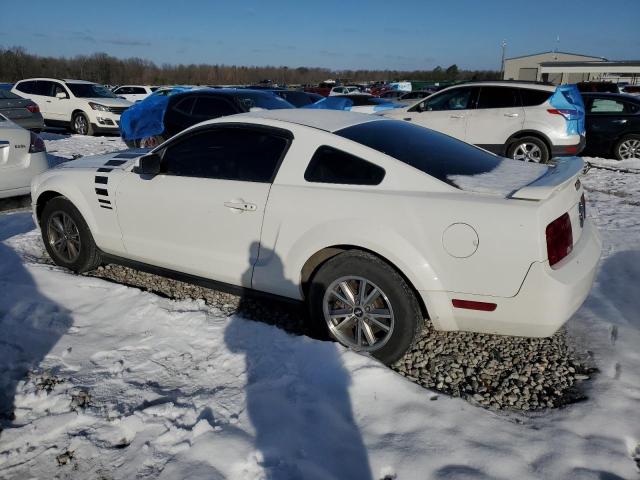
[[0, 90, 21, 100], [335, 120, 507, 188], [66, 83, 117, 98], [236, 91, 294, 110]]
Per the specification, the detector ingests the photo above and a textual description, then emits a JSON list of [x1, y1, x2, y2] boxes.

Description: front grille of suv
[[108, 106, 129, 115]]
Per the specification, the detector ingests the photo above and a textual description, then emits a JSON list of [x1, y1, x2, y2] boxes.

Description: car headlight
[[89, 102, 110, 112]]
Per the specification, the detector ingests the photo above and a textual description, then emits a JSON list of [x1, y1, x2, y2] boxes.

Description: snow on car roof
[[242, 109, 386, 132]]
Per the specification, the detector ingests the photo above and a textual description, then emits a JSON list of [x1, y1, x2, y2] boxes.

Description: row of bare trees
[[0, 47, 499, 86]]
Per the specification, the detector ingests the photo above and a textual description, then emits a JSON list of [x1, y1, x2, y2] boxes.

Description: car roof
[[240, 109, 386, 132], [447, 81, 555, 92]]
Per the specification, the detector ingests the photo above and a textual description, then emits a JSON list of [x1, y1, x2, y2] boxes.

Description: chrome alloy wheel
[[618, 138, 640, 159], [512, 142, 542, 162], [47, 211, 81, 263], [322, 276, 395, 352], [73, 115, 88, 135]]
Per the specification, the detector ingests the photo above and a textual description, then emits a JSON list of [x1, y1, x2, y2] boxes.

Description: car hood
[[56, 149, 149, 170], [82, 97, 133, 107]]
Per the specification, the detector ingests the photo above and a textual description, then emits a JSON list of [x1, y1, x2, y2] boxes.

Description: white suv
[[12, 78, 133, 136], [384, 82, 585, 163], [112, 85, 157, 103]]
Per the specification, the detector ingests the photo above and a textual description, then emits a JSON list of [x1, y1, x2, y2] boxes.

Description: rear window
[[0, 89, 21, 99], [335, 120, 503, 188], [234, 91, 293, 110]]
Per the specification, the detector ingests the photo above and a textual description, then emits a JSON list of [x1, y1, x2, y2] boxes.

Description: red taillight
[[26, 104, 40, 113], [452, 299, 497, 311], [547, 108, 578, 120], [28, 132, 45, 153], [546, 212, 573, 268]]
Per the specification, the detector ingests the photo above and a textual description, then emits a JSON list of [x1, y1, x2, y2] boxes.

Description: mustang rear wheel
[[308, 250, 423, 365], [41, 197, 102, 273]]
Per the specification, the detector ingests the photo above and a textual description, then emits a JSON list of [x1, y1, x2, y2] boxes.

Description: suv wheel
[[41, 197, 102, 273], [507, 136, 549, 163], [614, 134, 640, 160], [71, 112, 94, 136], [308, 250, 423, 365]]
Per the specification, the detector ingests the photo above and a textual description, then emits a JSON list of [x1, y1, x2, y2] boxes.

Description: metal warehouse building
[[503, 51, 640, 84]]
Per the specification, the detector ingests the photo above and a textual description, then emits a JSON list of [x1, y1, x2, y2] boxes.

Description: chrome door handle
[[224, 201, 257, 212], [449, 114, 464, 119], [504, 113, 519, 117], [612, 119, 627, 124]]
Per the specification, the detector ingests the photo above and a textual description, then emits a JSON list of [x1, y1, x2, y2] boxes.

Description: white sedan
[[30, 110, 601, 364], [0, 117, 48, 199]]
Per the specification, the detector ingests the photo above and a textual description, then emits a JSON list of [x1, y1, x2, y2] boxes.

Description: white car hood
[[57, 149, 148, 170], [83, 97, 133, 107]]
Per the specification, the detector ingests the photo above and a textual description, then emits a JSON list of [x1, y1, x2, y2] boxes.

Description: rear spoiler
[[510, 157, 584, 201]]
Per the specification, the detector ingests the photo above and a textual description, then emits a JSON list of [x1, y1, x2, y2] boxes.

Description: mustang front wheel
[[309, 250, 423, 365], [41, 197, 102, 273]]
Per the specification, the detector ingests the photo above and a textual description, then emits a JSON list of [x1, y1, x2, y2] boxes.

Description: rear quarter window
[[304, 146, 385, 185], [520, 89, 552, 107]]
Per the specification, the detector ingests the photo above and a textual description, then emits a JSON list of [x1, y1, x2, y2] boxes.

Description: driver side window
[[162, 127, 290, 183]]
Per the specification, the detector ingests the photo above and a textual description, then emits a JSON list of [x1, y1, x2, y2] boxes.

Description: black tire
[[71, 112, 94, 136], [507, 136, 550, 163], [41, 197, 102, 273], [308, 250, 423, 365], [614, 134, 640, 160]]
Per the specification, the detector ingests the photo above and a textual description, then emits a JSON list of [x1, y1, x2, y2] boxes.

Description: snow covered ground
[[0, 135, 639, 479]]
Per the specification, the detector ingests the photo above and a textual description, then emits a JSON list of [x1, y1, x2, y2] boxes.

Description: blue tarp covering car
[[120, 87, 192, 141], [550, 84, 586, 136]]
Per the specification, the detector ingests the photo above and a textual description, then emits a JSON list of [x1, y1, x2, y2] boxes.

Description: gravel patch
[[87, 263, 595, 411]]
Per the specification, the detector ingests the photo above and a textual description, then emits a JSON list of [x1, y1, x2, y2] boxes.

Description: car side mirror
[[56, 92, 68, 99], [134, 153, 161, 176]]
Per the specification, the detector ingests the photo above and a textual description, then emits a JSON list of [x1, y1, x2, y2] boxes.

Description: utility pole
[[500, 40, 507, 79]]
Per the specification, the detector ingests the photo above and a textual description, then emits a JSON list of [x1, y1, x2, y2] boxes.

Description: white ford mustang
[[31, 110, 601, 364]]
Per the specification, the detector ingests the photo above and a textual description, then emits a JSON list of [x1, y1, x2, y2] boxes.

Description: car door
[[465, 86, 524, 151], [584, 96, 639, 154], [401, 86, 478, 141], [114, 125, 292, 286], [28, 81, 54, 120], [46, 81, 71, 122]]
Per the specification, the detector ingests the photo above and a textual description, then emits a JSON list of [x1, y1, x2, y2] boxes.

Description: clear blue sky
[[3, 0, 639, 70]]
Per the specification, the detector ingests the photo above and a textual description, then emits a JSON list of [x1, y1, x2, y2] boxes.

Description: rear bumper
[[12, 115, 45, 131], [421, 220, 601, 337], [551, 135, 586, 157]]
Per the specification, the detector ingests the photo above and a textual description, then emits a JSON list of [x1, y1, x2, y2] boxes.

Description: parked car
[[12, 78, 133, 135], [384, 82, 586, 163], [0, 116, 48, 199], [576, 82, 619, 94], [31, 110, 601, 364], [112, 85, 158, 103], [0, 83, 14, 91], [581, 93, 640, 160], [0, 89, 45, 131], [620, 85, 640, 97], [269, 90, 323, 107], [120, 88, 294, 147], [329, 86, 362, 96], [304, 82, 335, 97]]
